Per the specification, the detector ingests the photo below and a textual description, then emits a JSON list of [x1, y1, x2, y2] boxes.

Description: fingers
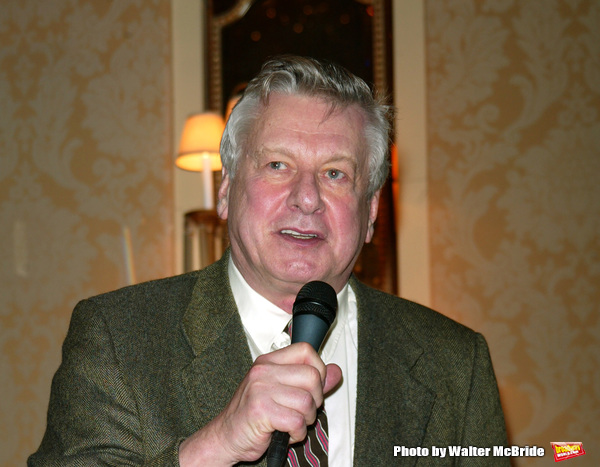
[[245, 348, 323, 439], [180, 343, 337, 465], [266, 362, 343, 443], [244, 343, 327, 424], [263, 345, 342, 397], [264, 391, 315, 444], [259, 342, 328, 383]]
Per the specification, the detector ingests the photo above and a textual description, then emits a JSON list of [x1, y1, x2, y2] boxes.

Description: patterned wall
[[426, 1, 599, 465], [0, 1, 173, 465]]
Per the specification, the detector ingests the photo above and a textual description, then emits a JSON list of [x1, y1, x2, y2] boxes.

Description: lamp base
[[184, 210, 228, 271]]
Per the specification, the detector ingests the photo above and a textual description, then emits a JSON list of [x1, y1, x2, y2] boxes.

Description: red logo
[[551, 442, 585, 462]]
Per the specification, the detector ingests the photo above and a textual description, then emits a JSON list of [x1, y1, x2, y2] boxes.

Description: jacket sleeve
[[27, 300, 182, 466], [458, 333, 509, 466]]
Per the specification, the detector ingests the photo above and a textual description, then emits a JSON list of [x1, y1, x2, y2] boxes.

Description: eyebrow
[[253, 146, 359, 168]]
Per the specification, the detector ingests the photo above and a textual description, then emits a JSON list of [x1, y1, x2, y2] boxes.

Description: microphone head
[[293, 280, 337, 326]]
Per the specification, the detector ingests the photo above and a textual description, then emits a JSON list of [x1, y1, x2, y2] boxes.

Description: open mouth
[[280, 229, 319, 240]]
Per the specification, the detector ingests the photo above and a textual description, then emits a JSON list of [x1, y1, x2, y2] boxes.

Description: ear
[[216, 168, 231, 220], [365, 190, 381, 244]]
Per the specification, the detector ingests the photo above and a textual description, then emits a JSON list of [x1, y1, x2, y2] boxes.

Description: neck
[[243, 278, 299, 314], [229, 253, 349, 314]]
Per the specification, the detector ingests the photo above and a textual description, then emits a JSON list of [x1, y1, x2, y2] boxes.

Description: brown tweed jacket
[[29, 252, 508, 466]]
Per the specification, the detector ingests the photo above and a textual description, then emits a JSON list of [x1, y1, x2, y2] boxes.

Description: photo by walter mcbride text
[[393, 445, 546, 459]]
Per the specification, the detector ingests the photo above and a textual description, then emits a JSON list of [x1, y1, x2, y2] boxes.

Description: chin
[[278, 262, 326, 282]]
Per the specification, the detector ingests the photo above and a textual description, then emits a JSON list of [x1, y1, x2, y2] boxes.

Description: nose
[[287, 171, 324, 214]]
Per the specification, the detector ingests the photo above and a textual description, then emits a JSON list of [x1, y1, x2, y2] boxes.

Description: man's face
[[218, 94, 380, 311]]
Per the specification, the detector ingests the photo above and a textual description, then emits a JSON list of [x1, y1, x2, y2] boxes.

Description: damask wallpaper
[[426, 0, 599, 465], [0, 1, 173, 465]]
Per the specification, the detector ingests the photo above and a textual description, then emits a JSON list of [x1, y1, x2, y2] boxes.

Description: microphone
[[266, 281, 338, 467]]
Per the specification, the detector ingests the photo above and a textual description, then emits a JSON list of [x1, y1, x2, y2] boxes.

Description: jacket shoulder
[[79, 256, 228, 327], [67, 258, 231, 362], [352, 278, 483, 360]]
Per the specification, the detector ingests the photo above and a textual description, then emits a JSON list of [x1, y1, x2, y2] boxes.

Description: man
[[30, 56, 507, 466]]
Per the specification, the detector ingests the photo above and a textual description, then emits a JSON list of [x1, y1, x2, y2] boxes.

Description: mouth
[[280, 229, 320, 240]]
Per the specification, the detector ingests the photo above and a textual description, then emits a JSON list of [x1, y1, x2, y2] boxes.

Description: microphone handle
[[266, 430, 290, 467], [266, 314, 331, 467]]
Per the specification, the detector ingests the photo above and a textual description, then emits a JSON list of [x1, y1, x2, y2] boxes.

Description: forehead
[[251, 94, 367, 152]]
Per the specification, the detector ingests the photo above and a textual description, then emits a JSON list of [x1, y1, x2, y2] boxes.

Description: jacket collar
[[180, 252, 254, 428]]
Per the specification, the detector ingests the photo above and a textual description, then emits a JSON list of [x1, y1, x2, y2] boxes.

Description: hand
[[179, 342, 342, 466]]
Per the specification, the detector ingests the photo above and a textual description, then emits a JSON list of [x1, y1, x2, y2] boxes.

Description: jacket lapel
[[352, 278, 436, 466], [180, 255, 254, 428]]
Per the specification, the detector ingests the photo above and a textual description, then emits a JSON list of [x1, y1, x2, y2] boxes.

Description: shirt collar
[[228, 256, 291, 356], [228, 256, 351, 358]]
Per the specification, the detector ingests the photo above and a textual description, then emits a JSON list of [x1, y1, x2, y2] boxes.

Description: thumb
[[323, 363, 343, 395]]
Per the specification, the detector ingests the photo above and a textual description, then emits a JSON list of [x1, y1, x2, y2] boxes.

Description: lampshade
[[176, 112, 225, 172]]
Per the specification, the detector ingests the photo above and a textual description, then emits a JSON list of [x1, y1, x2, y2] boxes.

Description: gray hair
[[220, 55, 394, 197]]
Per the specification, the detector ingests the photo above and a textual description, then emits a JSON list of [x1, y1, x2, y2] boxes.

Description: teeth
[[281, 229, 318, 239]]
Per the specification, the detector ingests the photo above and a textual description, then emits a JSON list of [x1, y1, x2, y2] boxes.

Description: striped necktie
[[283, 321, 329, 466], [287, 408, 329, 467]]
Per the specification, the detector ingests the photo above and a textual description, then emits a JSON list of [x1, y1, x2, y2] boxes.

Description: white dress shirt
[[228, 257, 358, 466]]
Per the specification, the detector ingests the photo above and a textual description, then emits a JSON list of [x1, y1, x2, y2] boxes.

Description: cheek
[[230, 183, 283, 236], [246, 179, 288, 212], [328, 197, 368, 238]]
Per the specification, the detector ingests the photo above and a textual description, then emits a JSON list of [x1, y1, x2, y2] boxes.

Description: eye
[[268, 161, 287, 170], [326, 169, 345, 180]]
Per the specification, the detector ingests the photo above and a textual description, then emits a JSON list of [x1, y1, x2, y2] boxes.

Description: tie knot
[[270, 320, 292, 352], [284, 319, 292, 337]]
